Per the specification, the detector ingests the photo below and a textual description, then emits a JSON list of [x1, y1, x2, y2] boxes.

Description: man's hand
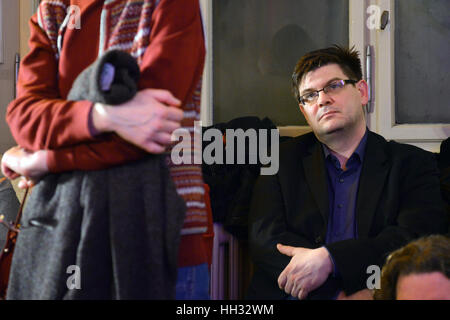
[[1, 146, 49, 188], [277, 244, 333, 300], [92, 88, 184, 154]]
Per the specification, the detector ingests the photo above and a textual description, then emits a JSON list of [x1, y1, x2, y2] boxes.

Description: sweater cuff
[[69, 100, 99, 142], [87, 102, 101, 137], [46, 149, 71, 173]]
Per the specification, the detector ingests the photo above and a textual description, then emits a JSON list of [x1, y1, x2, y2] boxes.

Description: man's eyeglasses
[[299, 79, 358, 106]]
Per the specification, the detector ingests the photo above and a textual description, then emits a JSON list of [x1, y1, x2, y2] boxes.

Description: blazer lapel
[[356, 132, 390, 238], [302, 140, 329, 225]]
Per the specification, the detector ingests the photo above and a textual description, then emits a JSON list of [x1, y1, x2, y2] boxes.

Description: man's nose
[[317, 90, 333, 107]]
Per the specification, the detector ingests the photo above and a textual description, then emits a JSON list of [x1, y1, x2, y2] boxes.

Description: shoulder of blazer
[[277, 132, 319, 178], [280, 132, 318, 158], [368, 130, 434, 162]]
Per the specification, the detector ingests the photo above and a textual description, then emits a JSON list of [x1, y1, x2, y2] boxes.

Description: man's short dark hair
[[374, 234, 450, 300], [291, 45, 363, 103]]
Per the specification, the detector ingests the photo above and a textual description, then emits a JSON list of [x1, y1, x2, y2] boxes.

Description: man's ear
[[299, 103, 307, 118], [357, 80, 369, 105]]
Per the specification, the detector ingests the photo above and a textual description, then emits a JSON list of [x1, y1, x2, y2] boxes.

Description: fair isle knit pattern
[[36, 0, 69, 59], [166, 79, 207, 235], [36, 0, 208, 235], [98, 0, 157, 61]]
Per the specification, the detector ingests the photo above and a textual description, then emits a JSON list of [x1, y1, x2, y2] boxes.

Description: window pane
[[395, 0, 450, 124], [213, 0, 349, 126]]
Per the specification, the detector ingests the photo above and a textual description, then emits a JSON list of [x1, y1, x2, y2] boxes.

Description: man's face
[[396, 272, 450, 300], [297, 64, 369, 138]]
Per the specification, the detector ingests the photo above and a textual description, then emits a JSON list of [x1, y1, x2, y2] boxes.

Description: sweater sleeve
[[6, 16, 95, 152], [8, 0, 205, 173], [138, 0, 205, 105]]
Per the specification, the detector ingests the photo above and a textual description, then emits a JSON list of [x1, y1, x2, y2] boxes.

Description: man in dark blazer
[[247, 46, 448, 300]]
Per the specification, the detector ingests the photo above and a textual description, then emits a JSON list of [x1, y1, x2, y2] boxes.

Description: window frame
[[368, 0, 449, 152]]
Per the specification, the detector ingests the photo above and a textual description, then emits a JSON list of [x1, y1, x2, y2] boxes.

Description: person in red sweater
[[1, 0, 210, 299]]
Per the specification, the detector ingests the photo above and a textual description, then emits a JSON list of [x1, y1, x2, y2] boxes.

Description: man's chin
[[320, 124, 345, 136]]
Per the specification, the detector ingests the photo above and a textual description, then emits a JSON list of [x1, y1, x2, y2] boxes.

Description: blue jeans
[[175, 263, 210, 300]]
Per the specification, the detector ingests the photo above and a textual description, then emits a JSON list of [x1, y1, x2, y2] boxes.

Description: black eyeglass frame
[[298, 79, 358, 105]]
